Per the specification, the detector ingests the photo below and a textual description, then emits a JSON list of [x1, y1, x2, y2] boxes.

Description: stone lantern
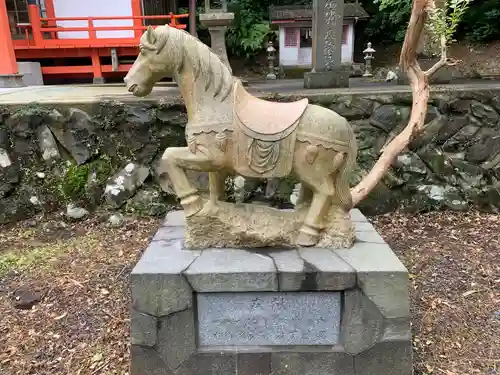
[[363, 42, 376, 77], [204, 0, 227, 12], [199, 0, 234, 71], [266, 41, 277, 80]]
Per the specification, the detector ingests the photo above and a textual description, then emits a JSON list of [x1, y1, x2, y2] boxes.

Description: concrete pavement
[[1, 79, 500, 106]]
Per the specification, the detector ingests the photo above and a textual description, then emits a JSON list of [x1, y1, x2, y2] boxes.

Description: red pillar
[[0, 0, 19, 75], [91, 49, 104, 84], [27, 2, 43, 46], [131, 0, 143, 38], [45, 0, 56, 18], [44, 0, 57, 39]]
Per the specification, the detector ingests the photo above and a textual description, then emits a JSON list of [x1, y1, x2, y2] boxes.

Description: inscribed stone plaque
[[197, 292, 342, 346]]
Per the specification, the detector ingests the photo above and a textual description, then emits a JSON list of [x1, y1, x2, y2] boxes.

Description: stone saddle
[[233, 79, 309, 142], [232, 79, 309, 178]]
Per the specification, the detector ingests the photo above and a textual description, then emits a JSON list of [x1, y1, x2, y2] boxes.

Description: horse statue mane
[[141, 25, 234, 100]]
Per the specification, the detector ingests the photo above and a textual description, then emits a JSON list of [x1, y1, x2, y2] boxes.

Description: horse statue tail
[[334, 122, 358, 211]]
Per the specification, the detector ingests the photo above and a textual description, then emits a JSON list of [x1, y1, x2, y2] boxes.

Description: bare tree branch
[[351, 0, 431, 207], [425, 34, 447, 76]]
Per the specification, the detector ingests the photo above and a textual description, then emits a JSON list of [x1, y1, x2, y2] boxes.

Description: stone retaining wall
[[1, 88, 500, 223]]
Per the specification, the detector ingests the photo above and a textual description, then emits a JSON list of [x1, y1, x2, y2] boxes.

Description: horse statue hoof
[[296, 228, 319, 247], [181, 195, 204, 217], [199, 201, 220, 216]]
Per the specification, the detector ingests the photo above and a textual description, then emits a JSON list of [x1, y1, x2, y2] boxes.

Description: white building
[[269, 3, 369, 67]]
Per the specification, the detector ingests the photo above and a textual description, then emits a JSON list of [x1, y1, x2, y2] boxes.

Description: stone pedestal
[[304, 66, 350, 89], [0, 74, 25, 88], [92, 77, 106, 85], [17, 62, 43, 86], [199, 12, 234, 71], [130, 209, 412, 375]]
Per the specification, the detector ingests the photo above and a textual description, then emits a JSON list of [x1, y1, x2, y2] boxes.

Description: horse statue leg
[[207, 171, 227, 207], [297, 189, 333, 246], [158, 145, 222, 216], [294, 150, 348, 247], [294, 183, 313, 209]]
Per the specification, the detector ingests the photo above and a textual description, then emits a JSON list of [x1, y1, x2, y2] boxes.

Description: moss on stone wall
[[58, 157, 114, 200], [60, 162, 90, 201]]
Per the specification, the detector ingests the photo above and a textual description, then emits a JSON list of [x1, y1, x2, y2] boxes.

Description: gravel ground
[[0, 210, 498, 375]]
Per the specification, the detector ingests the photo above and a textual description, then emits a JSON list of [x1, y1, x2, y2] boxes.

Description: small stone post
[[199, 0, 234, 71], [266, 41, 277, 80], [188, 0, 197, 37], [363, 42, 375, 77]]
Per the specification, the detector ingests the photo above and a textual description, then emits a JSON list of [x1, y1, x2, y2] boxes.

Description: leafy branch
[[424, 0, 472, 58]]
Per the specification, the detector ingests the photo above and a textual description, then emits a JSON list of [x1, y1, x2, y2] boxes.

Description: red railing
[[17, 9, 188, 49], [10, 3, 189, 81]]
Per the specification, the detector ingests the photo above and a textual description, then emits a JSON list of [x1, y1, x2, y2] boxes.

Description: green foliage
[[0, 236, 100, 276], [366, 0, 500, 45], [371, 0, 412, 42], [0, 246, 53, 277], [125, 189, 171, 217], [179, 3, 210, 30], [425, 0, 472, 53], [202, 0, 309, 57], [226, 0, 275, 58], [460, 0, 500, 41], [14, 103, 52, 117], [89, 156, 114, 185], [188, 0, 496, 57]]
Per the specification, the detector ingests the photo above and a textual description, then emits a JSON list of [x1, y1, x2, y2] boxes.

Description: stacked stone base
[[130, 209, 413, 375], [304, 67, 350, 89], [0, 74, 24, 88]]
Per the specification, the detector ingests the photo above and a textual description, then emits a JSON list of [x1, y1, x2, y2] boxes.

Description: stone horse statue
[[124, 25, 357, 247]]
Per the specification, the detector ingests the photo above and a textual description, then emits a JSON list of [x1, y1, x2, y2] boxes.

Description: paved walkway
[[1, 79, 500, 105]]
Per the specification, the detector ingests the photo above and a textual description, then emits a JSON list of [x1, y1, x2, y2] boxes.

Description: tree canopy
[[366, 0, 500, 44]]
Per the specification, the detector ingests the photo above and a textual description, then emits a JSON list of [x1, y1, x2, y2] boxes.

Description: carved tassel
[[187, 135, 197, 154], [215, 132, 227, 152]]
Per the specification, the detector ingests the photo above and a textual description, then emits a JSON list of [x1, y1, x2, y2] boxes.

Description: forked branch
[[425, 34, 460, 76], [350, 0, 466, 207]]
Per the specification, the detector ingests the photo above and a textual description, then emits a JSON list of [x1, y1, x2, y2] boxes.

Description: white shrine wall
[[53, 0, 134, 39]]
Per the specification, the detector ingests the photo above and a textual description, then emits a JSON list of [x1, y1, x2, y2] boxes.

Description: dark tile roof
[[269, 3, 369, 21]]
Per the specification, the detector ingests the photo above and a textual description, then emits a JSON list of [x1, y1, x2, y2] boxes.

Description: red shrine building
[[0, 0, 194, 85]]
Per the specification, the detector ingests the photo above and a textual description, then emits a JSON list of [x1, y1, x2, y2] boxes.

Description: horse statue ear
[[146, 26, 157, 45]]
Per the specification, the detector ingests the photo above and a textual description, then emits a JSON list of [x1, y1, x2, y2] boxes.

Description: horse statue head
[[125, 25, 233, 100], [124, 25, 181, 96]]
